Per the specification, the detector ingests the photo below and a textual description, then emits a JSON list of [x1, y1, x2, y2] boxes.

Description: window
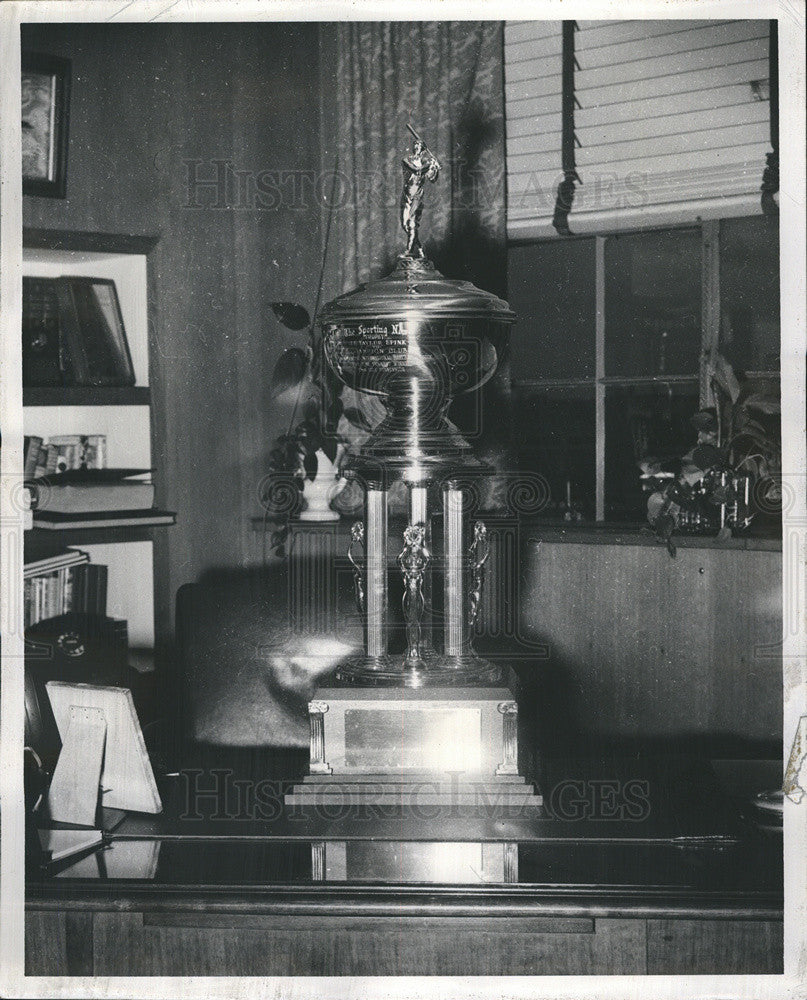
[[508, 215, 780, 522]]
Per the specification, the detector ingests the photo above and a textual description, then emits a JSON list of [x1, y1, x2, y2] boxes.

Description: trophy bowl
[[321, 258, 514, 481]]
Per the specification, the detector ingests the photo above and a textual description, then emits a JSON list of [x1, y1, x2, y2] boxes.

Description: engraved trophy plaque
[[287, 130, 541, 838]]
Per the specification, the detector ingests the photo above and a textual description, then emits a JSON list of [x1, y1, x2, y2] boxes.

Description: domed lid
[[319, 257, 515, 325]]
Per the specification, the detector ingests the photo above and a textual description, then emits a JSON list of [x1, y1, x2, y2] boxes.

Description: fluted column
[[365, 487, 388, 659]]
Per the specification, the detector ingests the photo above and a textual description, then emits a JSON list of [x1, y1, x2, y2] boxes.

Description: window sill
[[521, 520, 782, 551]]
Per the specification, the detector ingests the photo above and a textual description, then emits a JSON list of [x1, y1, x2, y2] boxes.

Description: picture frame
[[56, 277, 136, 386], [22, 52, 71, 198]]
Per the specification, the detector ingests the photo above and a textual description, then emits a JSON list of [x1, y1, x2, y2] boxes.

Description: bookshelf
[[22, 230, 170, 656]]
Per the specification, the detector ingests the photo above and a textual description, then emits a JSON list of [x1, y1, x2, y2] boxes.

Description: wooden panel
[[92, 911, 646, 976], [144, 912, 595, 934], [21, 23, 325, 652], [25, 911, 67, 975], [520, 542, 782, 747], [647, 918, 783, 974]]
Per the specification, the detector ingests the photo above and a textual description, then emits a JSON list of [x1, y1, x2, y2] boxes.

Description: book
[[34, 481, 155, 514], [24, 436, 43, 478], [32, 509, 176, 530], [55, 277, 135, 387], [24, 538, 89, 578], [28, 469, 155, 513], [70, 564, 108, 616], [22, 276, 71, 387]]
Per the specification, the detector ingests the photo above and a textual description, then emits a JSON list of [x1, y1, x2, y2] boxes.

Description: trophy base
[[288, 681, 542, 811], [335, 650, 505, 688]]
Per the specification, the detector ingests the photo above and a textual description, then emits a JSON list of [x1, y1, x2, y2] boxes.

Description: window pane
[[513, 386, 595, 518], [604, 383, 700, 522], [508, 238, 596, 380], [719, 215, 780, 373], [605, 229, 701, 377]]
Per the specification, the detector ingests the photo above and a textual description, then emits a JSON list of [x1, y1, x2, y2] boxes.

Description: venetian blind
[[505, 19, 771, 237]]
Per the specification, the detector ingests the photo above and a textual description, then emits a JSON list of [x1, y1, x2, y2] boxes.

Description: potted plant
[[261, 301, 372, 553], [644, 353, 781, 555]]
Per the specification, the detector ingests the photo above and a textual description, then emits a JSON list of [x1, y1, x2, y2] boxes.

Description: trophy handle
[[347, 520, 366, 615], [467, 520, 490, 630]]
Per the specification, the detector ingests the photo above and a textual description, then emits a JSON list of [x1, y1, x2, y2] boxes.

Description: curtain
[[333, 21, 507, 296], [327, 22, 513, 499]]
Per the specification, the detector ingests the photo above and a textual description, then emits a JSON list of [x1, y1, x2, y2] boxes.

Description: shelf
[[24, 386, 151, 407], [27, 519, 174, 546], [23, 227, 158, 256]]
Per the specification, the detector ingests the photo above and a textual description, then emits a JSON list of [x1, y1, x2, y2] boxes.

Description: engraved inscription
[[326, 323, 410, 371]]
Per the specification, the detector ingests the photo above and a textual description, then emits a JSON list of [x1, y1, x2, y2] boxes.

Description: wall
[[22, 22, 326, 651]]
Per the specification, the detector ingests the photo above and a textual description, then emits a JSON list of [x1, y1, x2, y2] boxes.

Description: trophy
[[320, 126, 514, 687], [287, 129, 542, 832]]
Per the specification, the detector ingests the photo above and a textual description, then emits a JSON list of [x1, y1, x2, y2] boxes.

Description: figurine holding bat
[[400, 124, 441, 259]]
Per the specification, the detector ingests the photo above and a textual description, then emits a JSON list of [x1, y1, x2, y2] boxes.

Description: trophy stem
[[365, 486, 388, 659]]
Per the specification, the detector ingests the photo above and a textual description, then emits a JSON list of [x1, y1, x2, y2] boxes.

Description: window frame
[[509, 215, 780, 521]]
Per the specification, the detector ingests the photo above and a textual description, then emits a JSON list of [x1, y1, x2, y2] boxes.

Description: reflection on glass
[[719, 216, 780, 374], [513, 386, 595, 518], [605, 229, 701, 378], [605, 383, 700, 522], [508, 238, 596, 381]]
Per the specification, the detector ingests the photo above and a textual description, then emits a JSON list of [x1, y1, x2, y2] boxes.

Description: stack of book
[[23, 540, 108, 628], [27, 468, 175, 531]]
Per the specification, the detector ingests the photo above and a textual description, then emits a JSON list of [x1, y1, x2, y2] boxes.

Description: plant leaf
[[271, 302, 311, 331], [692, 443, 722, 471], [270, 347, 308, 394], [343, 406, 372, 431], [303, 450, 318, 481], [320, 435, 338, 464], [742, 393, 780, 415]]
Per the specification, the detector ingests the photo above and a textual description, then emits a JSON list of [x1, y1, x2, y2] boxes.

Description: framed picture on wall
[[22, 53, 70, 198]]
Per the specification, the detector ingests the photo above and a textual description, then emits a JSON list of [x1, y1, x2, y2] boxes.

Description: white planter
[[299, 448, 346, 521]]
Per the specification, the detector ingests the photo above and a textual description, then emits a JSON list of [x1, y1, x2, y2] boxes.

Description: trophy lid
[[319, 257, 515, 326]]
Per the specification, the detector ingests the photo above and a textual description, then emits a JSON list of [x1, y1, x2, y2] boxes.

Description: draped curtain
[[333, 21, 507, 296], [327, 22, 513, 491]]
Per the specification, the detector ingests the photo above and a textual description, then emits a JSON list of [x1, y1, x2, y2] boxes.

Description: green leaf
[[271, 302, 311, 331]]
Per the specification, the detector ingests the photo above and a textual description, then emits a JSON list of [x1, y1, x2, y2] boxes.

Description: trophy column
[[365, 484, 388, 662], [443, 481, 467, 659]]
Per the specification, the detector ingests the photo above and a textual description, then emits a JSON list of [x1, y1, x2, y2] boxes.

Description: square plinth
[[287, 682, 542, 808], [308, 684, 518, 777]]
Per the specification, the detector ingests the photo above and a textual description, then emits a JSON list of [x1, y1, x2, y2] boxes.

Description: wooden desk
[[26, 758, 783, 976]]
